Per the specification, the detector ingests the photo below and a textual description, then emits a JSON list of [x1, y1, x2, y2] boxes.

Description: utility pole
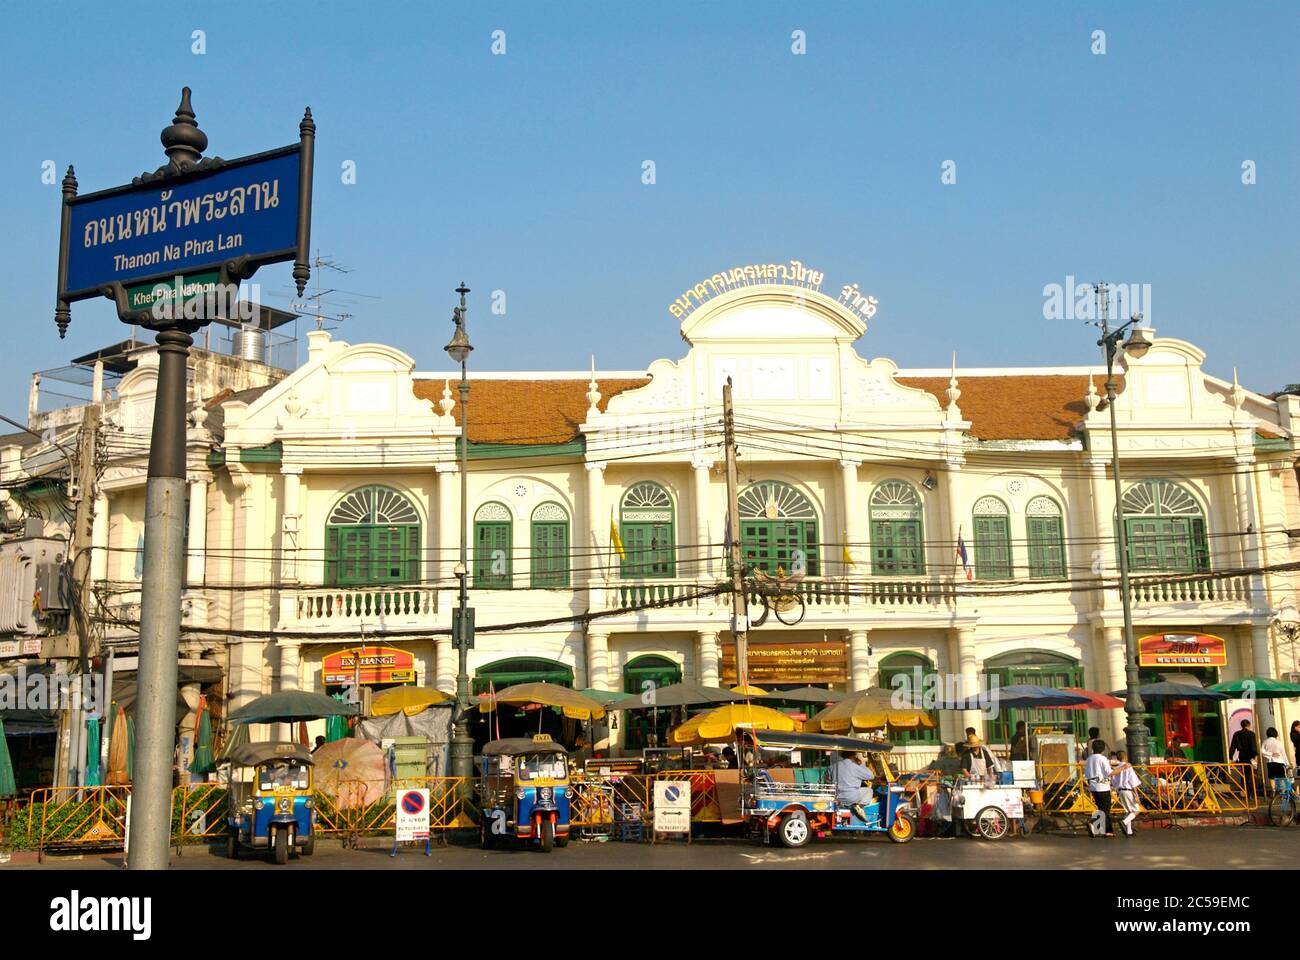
[[69, 405, 101, 674], [723, 378, 748, 688]]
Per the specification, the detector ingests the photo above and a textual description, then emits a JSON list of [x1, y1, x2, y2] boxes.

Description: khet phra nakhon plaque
[[721, 638, 848, 685]]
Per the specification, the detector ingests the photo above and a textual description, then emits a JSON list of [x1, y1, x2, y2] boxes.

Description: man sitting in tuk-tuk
[[835, 751, 876, 822]]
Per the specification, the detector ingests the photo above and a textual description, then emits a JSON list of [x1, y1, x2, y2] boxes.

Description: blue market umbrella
[[934, 684, 1092, 711], [1109, 681, 1228, 701], [84, 715, 101, 786], [0, 718, 15, 798]]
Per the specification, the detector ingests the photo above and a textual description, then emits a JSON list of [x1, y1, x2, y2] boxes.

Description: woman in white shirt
[[1261, 727, 1289, 792]]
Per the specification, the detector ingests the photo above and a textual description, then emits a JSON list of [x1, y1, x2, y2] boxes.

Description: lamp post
[[445, 283, 475, 780], [1095, 283, 1153, 765]]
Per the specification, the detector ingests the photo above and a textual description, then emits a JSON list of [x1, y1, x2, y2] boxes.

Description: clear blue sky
[[2, 1, 1296, 420]]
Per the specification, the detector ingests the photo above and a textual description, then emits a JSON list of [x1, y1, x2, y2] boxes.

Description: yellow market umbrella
[[671, 704, 799, 745], [805, 689, 936, 734], [729, 684, 768, 696], [371, 686, 455, 717], [478, 682, 606, 721]]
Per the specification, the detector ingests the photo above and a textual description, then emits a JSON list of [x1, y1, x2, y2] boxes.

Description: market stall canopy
[[370, 686, 454, 717], [484, 737, 571, 756], [671, 704, 800, 745], [805, 689, 937, 733], [478, 682, 606, 720], [931, 684, 1092, 711], [578, 688, 629, 705], [763, 686, 848, 704], [227, 690, 359, 725], [1206, 676, 1300, 698], [607, 682, 748, 711], [1047, 687, 1124, 710], [219, 741, 315, 767], [1111, 681, 1228, 701], [729, 684, 767, 696], [753, 730, 893, 754]]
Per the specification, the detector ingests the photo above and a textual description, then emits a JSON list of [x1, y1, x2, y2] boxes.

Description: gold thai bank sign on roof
[[667, 260, 878, 326], [1137, 633, 1227, 668]]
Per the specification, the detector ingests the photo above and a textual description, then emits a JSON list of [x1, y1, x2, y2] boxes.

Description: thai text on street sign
[[65, 147, 301, 296], [396, 788, 430, 841]]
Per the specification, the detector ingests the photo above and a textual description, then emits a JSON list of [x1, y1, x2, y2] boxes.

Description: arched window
[[473, 502, 512, 588], [530, 502, 570, 588], [972, 496, 1012, 580], [985, 650, 1085, 742], [620, 482, 675, 579], [737, 481, 819, 576], [472, 656, 573, 696], [325, 485, 420, 585], [1120, 480, 1208, 573], [869, 480, 924, 575], [1026, 497, 1066, 579], [877, 653, 939, 743]]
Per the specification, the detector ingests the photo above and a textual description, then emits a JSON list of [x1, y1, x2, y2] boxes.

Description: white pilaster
[[279, 467, 302, 584], [953, 626, 981, 736], [1087, 459, 1115, 611], [584, 463, 607, 586], [185, 478, 208, 585], [279, 640, 302, 691], [587, 630, 612, 691], [435, 463, 459, 589], [847, 628, 873, 691], [691, 456, 713, 578], [1103, 626, 1128, 744], [839, 460, 862, 576], [696, 630, 720, 687]]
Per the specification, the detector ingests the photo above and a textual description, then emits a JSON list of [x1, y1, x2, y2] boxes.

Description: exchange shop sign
[[321, 646, 417, 685], [53, 87, 315, 336], [1137, 633, 1228, 668], [721, 639, 848, 685]]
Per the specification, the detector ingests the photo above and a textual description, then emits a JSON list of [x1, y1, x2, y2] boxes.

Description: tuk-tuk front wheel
[[273, 828, 289, 865], [888, 813, 915, 844], [776, 812, 810, 848], [539, 817, 555, 852]]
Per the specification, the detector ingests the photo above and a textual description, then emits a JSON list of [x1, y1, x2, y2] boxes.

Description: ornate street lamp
[[1096, 283, 1153, 765], [444, 283, 474, 780]]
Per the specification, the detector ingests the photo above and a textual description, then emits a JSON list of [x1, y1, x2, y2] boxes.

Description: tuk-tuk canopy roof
[[219, 741, 315, 768], [752, 731, 893, 754], [482, 736, 570, 757]]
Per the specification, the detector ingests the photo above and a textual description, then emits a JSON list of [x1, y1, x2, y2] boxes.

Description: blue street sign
[[64, 146, 301, 296]]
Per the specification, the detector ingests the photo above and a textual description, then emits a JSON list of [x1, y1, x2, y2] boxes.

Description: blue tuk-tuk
[[477, 735, 572, 852], [742, 730, 919, 848], [220, 742, 316, 864]]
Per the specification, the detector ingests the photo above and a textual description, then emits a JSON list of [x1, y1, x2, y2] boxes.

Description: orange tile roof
[[898, 375, 1114, 441], [413, 377, 651, 445]]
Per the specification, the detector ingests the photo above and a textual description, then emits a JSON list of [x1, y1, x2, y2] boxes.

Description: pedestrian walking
[[1111, 750, 1140, 836], [1289, 720, 1300, 769], [1084, 739, 1114, 837]]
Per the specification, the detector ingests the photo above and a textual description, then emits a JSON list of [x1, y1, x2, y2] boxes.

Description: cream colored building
[[8, 279, 1300, 765]]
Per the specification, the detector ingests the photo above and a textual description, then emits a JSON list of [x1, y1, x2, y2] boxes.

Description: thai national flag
[[956, 529, 973, 581]]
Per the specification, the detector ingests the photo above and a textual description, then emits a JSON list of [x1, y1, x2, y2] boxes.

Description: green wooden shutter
[[1027, 516, 1064, 579], [475, 521, 512, 587], [974, 515, 1011, 579], [872, 520, 923, 575], [532, 521, 569, 588], [326, 526, 340, 585]]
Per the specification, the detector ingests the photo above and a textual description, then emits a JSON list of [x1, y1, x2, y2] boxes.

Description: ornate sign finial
[[160, 86, 208, 170]]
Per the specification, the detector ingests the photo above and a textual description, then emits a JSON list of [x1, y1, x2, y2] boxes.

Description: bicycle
[[745, 568, 806, 627], [1267, 768, 1296, 827]]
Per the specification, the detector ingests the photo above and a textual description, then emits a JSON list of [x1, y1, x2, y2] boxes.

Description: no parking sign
[[396, 788, 430, 841]]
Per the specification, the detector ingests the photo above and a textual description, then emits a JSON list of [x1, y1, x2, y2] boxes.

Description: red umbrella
[[1053, 688, 1124, 710]]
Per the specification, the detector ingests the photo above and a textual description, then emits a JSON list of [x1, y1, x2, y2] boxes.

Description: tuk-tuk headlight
[[538, 786, 554, 802], [254, 799, 265, 811], [515, 788, 526, 800], [304, 798, 313, 809], [277, 797, 291, 814]]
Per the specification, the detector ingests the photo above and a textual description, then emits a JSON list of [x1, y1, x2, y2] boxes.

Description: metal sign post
[[53, 87, 315, 870]]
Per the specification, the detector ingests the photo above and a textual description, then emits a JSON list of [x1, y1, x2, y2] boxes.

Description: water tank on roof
[[231, 325, 267, 363]]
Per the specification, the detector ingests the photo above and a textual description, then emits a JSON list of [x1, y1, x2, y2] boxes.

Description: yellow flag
[[843, 537, 856, 568], [610, 511, 626, 562]]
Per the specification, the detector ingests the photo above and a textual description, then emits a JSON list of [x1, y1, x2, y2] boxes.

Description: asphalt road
[[14, 824, 1300, 870]]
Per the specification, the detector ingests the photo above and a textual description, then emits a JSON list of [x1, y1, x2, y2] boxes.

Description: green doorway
[[985, 651, 1085, 744], [1137, 667, 1223, 761], [622, 655, 682, 749]]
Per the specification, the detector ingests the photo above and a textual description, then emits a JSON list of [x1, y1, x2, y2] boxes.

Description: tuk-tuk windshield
[[515, 752, 567, 782], [257, 760, 310, 792]]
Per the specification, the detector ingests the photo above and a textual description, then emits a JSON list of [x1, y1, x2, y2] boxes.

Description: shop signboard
[[721, 638, 847, 685], [1136, 633, 1227, 668], [395, 788, 430, 842], [0, 638, 41, 659], [653, 780, 691, 835], [321, 645, 416, 685]]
